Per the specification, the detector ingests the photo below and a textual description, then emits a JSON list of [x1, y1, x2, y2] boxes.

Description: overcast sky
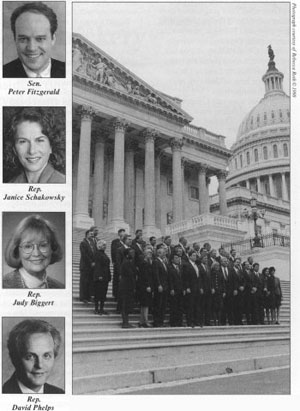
[[73, 2, 290, 149]]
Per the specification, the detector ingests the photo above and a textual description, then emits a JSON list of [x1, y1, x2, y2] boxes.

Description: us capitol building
[[72, 34, 289, 275]]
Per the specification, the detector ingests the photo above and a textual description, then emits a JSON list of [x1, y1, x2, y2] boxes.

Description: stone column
[[256, 177, 261, 193], [155, 149, 162, 229], [74, 106, 95, 228], [246, 180, 250, 190], [198, 163, 208, 214], [92, 131, 107, 227], [125, 139, 137, 230], [143, 129, 158, 236], [110, 118, 129, 232], [269, 174, 275, 197], [106, 147, 114, 223], [205, 176, 211, 213], [170, 138, 183, 222], [181, 157, 188, 219], [217, 170, 228, 216], [281, 172, 288, 201]]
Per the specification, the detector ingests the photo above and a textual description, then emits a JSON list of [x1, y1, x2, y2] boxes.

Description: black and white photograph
[[2, 317, 65, 394], [3, 106, 66, 183], [2, 1, 66, 78], [2, 212, 65, 289], [72, 2, 290, 395]]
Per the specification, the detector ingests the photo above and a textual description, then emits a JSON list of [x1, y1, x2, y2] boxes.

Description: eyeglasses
[[19, 242, 50, 254]]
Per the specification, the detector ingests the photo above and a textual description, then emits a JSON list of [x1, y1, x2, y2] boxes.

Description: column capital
[[78, 105, 96, 120], [143, 128, 159, 143], [113, 117, 129, 132], [217, 170, 228, 181], [197, 163, 208, 174], [170, 138, 183, 151]]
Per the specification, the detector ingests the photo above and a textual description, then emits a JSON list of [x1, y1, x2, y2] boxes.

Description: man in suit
[[111, 228, 125, 299], [182, 250, 203, 327], [220, 256, 238, 325], [198, 254, 211, 326], [168, 254, 184, 327], [163, 236, 173, 262], [3, 2, 65, 78], [250, 263, 265, 324], [3, 319, 64, 394], [152, 247, 169, 327], [79, 229, 95, 303], [132, 229, 143, 247]]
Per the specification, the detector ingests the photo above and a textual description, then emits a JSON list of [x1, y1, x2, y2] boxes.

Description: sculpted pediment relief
[[73, 33, 192, 123]]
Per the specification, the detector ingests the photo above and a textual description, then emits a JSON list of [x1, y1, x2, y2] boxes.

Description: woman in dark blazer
[[138, 248, 154, 327], [93, 240, 111, 314], [119, 248, 137, 328]]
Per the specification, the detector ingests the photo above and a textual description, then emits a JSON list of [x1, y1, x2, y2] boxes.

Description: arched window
[[246, 152, 250, 165], [254, 148, 258, 162], [263, 146, 268, 160], [273, 144, 278, 158], [283, 143, 288, 157], [257, 115, 260, 125], [240, 154, 243, 168], [235, 158, 238, 169]]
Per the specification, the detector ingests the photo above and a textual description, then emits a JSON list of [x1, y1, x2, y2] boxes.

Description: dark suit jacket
[[2, 373, 64, 394], [198, 263, 211, 294], [3, 58, 65, 78], [182, 261, 203, 294], [168, 263, 183, 293], [111, 238, 121, 263], [3, 269, 64, 289], [153, 258, 169, 291], [93, 250, 111, 282], [79, 238, 94, 273]]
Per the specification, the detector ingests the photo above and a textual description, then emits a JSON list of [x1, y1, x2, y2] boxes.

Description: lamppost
[[243, 197, 265, 247]]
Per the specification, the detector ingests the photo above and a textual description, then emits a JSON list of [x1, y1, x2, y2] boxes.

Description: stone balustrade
[[183, 124, 226, 147], [165, 213, 240, 235]]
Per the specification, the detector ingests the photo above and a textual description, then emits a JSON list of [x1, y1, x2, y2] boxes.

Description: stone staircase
[[72, 228, 290, 395]]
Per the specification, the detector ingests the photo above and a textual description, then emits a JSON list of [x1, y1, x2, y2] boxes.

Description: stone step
[[73, 334, 289, 387], [73, 353, 289, 395], [73, 327, 289, 349]]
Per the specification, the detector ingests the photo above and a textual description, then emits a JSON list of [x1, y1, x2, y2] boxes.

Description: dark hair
[[85, 230, 91, 238], [3, 107, 65, 182], [253, 263, 260, 269], [118, 228, 125, 235], [5, 214, 63, 268], [11, 2, 58, 38], [262, 267, 269, 275], [7, 319, 61, 370], [149, 236, 156, 242], [269, 266, 276, 274], [188, 249, 196, 257]]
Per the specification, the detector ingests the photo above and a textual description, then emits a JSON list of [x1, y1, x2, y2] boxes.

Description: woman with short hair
[[3, 214, 63, 289]]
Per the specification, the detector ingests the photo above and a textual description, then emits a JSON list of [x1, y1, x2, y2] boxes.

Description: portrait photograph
[[2, 317, 65, 394], [3, 106, 66, 184], [2, 212, 65, 289], [2, 1, 66, 78]]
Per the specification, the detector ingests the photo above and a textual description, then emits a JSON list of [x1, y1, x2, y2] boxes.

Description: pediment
[[72, 33, 193, 124]]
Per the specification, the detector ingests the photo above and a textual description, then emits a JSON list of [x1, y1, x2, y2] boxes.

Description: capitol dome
[[227, 46, 290, 206], [236, 91, 290, 141], [236, 47, 290, 142]]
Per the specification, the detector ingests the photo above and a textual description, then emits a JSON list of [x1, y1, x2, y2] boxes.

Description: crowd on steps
[[79, 227, 283, 329]]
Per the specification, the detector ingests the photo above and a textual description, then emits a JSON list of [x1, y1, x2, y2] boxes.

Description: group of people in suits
[[79, 227, 283, 329]]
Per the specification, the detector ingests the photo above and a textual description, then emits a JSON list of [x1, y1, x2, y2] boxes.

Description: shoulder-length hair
[[5, 215, 63, 268], [3, 107, 65, 182], [7, 319, 61, 370]]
